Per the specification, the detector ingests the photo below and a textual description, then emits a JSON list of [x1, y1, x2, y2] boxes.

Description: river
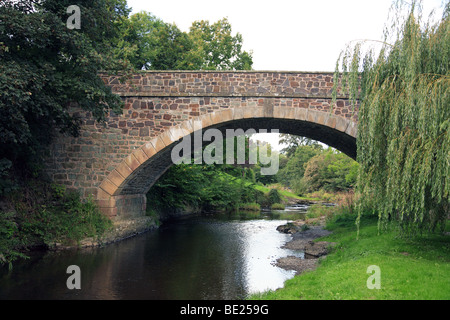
[[0, 206, 310, 300]]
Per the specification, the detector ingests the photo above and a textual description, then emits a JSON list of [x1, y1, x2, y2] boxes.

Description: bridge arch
[[96, 106, 357, 218], [45, 71, 359, 219]]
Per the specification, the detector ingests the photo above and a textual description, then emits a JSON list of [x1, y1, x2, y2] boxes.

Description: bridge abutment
[[96, 193, 147, 219]]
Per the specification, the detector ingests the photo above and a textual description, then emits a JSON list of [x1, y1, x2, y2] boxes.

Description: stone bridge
[[46, 71, 358, 219]]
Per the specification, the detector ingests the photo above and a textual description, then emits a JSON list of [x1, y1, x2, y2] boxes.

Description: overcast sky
[[126, 0, 445, 149]]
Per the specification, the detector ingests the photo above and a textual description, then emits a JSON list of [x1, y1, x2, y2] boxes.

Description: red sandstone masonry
[[102, 71, 342, 98]]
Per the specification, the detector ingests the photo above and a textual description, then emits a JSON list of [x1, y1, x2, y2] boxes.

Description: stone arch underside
[[97, 107, 357, 219]]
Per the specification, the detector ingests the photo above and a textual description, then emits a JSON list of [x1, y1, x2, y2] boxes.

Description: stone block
[[243, 107, 257, 118], [283, 107, 295, 120], [159, 129, 176, 146], [335, 117, 349, 133], [149, 136, 166, 152], [124, 153, 141, 171], [210, 109, 233, 125], [345, 121, 358, 138], [99, 178, 118, 196], [96, 188, 112, 200], [200, 113, 213, 129], [232, 107, 244, 120], [294, 108, 308, 121], [307, 109, 317, 123], [142, 141, 157, 158], [133, 148, 149, 164], [220, 108, 233, 122], [325, 115, 337, 129], [273, 106, 284, 119], [96, 198, 116, 208], [263, 99, 274, 118], [315, 110, 330, 126], [169, 127, 185, 142], [99, 206, 118, 219], [108, 169, 125, 188], [180, 120, 194, 135], [115, 161, 133, 179]]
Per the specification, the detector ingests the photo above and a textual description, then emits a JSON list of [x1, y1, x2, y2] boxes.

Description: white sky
[[126, 0, 445, 149]]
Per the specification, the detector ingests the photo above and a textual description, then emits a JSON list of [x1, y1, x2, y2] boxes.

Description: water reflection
[[0, 209, 307, 300]]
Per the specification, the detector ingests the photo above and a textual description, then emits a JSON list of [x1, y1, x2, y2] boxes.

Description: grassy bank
[[0, 182, 113, 269], [250, 212, 450, 300]]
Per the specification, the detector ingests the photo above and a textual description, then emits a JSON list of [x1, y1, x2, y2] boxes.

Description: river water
[[0, 206, 309, 300]]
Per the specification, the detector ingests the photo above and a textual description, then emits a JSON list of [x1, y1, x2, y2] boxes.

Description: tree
[[187, 18, 253, 70], [116, 11, 193, 70], [276, 145, 321, 190], [335, 0, 449, 234], [279, 134, 322, 158], [302, 149, 358, 193], [115, 14, 253, 71], [0, 0, 129, 185]]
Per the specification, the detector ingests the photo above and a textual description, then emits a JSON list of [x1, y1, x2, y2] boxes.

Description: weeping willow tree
[[334, 0, 449, 236]]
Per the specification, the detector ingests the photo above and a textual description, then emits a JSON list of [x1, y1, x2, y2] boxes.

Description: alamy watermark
[[66, 5, 81, 30], [66, 265, 81, 290], [367, 265, 381, 289], [170, 124, 280, 175]]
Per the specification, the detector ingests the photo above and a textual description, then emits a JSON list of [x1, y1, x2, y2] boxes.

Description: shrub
[[267, 188, 282, 205], [0, 211, 28, 270], [0, 182, 113, 268], [238, 203, 261, 211], [271, 203, 285, 210]]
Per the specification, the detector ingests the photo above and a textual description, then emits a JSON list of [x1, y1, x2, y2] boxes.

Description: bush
[[238, 203, 261, 211], [271, 203, 285, 210], [0, 182, 112, 268], [267, 188, 282, 205], [0, 211, 28, 270]]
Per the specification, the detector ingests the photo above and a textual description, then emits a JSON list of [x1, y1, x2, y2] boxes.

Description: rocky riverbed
[[275, 217, 336, 275]]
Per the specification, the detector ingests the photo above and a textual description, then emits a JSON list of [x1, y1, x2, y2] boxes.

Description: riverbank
[[49, 216, 158, 250], [251, 214, 450, 300]]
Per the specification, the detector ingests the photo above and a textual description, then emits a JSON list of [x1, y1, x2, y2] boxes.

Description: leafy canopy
[[115, 13, 253, 70], [0, 0, 130, 178]]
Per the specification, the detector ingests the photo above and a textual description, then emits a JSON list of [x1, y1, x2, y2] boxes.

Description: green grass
[[271, 203, 286, 210], [250, 214, 450, 300], [238, 202, 261, 211]]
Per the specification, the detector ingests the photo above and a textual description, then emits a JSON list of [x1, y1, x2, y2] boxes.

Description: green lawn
[[250, 214, 450, 300]]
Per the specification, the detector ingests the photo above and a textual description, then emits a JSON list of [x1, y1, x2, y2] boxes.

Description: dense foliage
[[115, 12, 253, 70], [188, 18, 253, 70], [335, 0, 449, 234], [0, 0, 132, 267], [302, 149, 359, 194], [277, 143, 358, 195], [146, 163, 262, 214], [276, 145, 321, 191], [0, 0, 130, 186], [0, 182, 112, 269]]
